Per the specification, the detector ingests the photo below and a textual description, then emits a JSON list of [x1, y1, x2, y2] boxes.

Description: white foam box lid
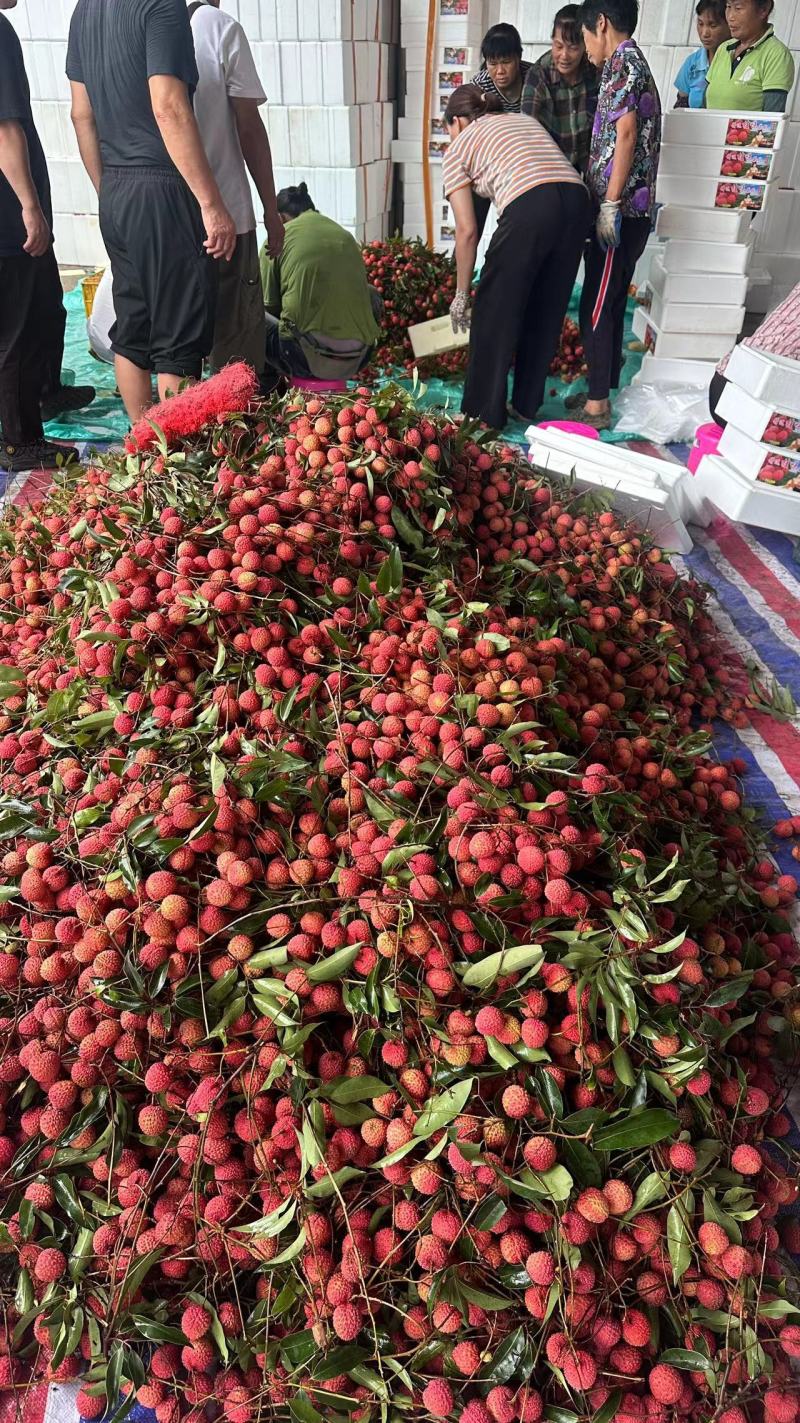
[[408, 314, 469, 358], [716, 381, 800, 444], [632, 304, 738, 362], [659, 143, 777, 181], [661, 110, 785, 151], [656, 174, 772, 214], [659, 235, 754, 275], [725, 343, 800, 410], [655, 204, 754, 243], [719, 421, 800, 485], [695, 453, 800, 534], [632, 354, 719, 388], [649, 289, 745, 336], [526, 424, 706, 533], [649, 252, 749, 308]]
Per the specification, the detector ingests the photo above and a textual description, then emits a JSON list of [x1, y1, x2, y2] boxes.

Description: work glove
[[596, 199, 622, 251], [450, 289, 471, 335]]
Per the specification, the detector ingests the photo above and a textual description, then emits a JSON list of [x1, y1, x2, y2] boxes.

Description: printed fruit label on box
[[715, 181, 765, 211], [719, 148, 773, 180], [725, 116, 779, 149], [757, 450, 800, 488], [643, 322, 656, 353], [762, 413, 800, 452]]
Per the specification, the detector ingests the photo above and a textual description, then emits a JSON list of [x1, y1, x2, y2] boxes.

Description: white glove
[[596, 199, 622, 251], [450, 290, 471, 335]]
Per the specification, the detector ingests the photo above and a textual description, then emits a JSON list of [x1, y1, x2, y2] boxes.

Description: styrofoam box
[[659, 143, 777, 182], [632, 305, 738, 362], [632, 354, 718, 389], [661, 110, 785, 150], [648, 254, 749, 308], [694, 453, 800, 535], [725, 343, 800, 409], [649, 290, 744, 336], [719, 422, 800, 485], [717, 383, 800, 450], [658, 235, 754, 275], [655, 205, 754, 243], [656, 174, 772, 214], [409, 315, 470, 358]]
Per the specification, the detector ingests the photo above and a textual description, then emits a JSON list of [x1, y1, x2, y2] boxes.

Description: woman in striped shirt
[[443, 84, 591, 430]]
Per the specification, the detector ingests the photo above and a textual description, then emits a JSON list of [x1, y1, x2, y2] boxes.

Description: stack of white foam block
[[633, 109, 786, 364], [695, 342, 800, 532], [9, 0, 399, 266], [392, 0, 484, 252]]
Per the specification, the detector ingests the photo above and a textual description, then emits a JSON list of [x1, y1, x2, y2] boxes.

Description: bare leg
[[157, 373, 196, 402], [116, 356, 154, 422]]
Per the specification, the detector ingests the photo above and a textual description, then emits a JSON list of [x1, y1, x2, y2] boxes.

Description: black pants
[[580, 215, 651, 402], [462, 182, 591, 430], [0, 247, 64, 446], [99, 167, 216, 377], [708, 370, 728, 427]]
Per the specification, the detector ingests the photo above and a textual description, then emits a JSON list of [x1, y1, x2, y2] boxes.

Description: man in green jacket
[[260, 183, 381, 383]]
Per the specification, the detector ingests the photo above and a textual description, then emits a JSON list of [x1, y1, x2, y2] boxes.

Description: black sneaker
[[1, 439, 79, 472], [41, 385, 96, 421]]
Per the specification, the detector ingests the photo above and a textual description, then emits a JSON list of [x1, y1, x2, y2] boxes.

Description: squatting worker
[[66, 0, 237, 423], [189, 0, 284, 376], [705, 0, 794, 112], [443, 85, 591, 432], [573, 0, 661, 432], [522, 5, 599, 173], [259, 184, 381, 384]]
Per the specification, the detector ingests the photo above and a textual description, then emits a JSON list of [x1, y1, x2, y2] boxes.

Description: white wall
[[7, 0, 399, 266]]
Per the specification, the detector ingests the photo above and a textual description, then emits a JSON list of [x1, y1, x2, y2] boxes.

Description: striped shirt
[[471, 61, 533, 113], [442, 112, 585, 216], [718, 281, 800, 374]]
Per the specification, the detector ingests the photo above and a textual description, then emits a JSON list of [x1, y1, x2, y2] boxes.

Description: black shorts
[[98, 167, 217, 377]]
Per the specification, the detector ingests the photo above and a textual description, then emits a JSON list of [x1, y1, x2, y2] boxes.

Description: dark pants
[[99, 167, 216, 377], [0, 246, 64, 446], [264, 287, 383, 382], [462, 182, 591, 430], [580, 215, 651, 402], [708, 370, 728, 427]]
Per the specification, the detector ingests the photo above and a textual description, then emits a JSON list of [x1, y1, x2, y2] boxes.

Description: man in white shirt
[[188, 0, 283, 373]]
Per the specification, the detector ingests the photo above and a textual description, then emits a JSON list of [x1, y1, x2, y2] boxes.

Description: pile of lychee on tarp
[[0, 365, 799, 1423]]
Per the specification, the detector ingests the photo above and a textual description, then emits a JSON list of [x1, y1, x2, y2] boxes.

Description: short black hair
[[552, 4, 584, 45], [695, 0, 727, 19], [580, 0, 639, 35], [276, 182, 315, 219], [481, 23, 523, 61]]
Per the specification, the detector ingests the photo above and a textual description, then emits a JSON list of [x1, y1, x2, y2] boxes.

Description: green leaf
[[667, 1193, 693, 1285], [625, 1171, 666, 1218], [482, 1326, 527, 1383], [132, 1317, 186, 1345], [460, 943, 543, 991], [306, 1167, 364, 1199], [306, 944, 361, 984], [209, 752, 226, 795], [325, 1075, 391, 1105], [290, 1398, 324, 1423], [658, 1348, 713, 1373], [704, 974, 753, 1008], [593, 1110, 679, 1152], [486, 1037, 518, 1069], [413, 1077, 475, 1138], [758, 1300, 800, 1319], [702, 1191, 740, 1246], [611, 1045, 637, 1088], [473, 1195, 507, 1231], [459, 1282, 512, 1311], [313, 1345, 370, 1380], [263, 1228, 307, 1269], [117, 1248, 164, 1306], [592, 1392, 622, 1423]]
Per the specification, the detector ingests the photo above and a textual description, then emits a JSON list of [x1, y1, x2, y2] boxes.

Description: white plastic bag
[[613, 382, 711, 444]]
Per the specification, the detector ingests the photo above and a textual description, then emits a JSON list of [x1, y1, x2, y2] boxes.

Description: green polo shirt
[[260, 211, 379, 346], [706, 27, 795, 111]]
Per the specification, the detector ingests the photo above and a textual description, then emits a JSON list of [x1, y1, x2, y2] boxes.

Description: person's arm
[[0, 119, 50, 255], [260, 246, 281, 317], [673, 54, 693, 109], [762, 90, 788, 112], [231, 98, 283, 257], [69, 81, 102, 193], [148, 74, 236, 260], [605, 109, 638, 203], [451, 186, 478, 292]]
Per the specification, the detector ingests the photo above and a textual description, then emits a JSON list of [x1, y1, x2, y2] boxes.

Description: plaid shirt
[[521, 51, 599, 173]]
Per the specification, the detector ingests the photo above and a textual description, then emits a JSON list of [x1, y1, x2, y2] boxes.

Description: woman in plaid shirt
[[522, 5, 600, 173]]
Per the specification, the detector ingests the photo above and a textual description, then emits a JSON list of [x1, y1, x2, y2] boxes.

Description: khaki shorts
[[210, 229, 265, 376]]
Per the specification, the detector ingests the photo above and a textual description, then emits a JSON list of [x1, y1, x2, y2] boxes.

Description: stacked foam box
[[255, 0, 398, 242], [635, 110, 786, 365], [695, 342, 800, 532], [10, 0, 399, 265], [392, 0, 485, 252]]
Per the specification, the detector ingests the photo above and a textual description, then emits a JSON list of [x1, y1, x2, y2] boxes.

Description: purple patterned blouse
[[587, 39, 661, 219]]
